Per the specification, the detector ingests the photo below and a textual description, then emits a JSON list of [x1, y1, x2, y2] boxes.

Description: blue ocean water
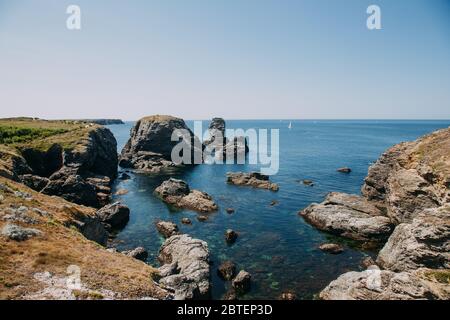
[[107, 120, 450, 299]]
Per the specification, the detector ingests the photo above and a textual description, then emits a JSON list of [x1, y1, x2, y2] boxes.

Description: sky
[[0, 0, 449, 120]]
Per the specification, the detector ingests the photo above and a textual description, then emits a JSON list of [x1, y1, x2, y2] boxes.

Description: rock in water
[[122, 247, 148, 262], [154, 178, 218, 213], [337, 167, 352, 173], [218, 261, 237, 281], [95, 202, 130, 229], [1, 223, 42, 241], [156, 221, 179, 238], [225, 229, 238, 244], [279, 292, 297, 300], [226, 172, 279, 191], [299, 193, 393, 242], [319, 243, 345, 254], [181, 218, 192, 225], [158, 234, 210, 300], [232, 270, 251, 294], [319, 267, 450, 300], [119, 115, 203, 173]]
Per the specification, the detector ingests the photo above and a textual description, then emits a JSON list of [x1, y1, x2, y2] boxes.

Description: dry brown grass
[[0, 177, 168, 300]]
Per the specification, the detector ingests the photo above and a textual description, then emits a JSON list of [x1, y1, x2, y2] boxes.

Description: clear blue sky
[[0, 0, 449, 120]]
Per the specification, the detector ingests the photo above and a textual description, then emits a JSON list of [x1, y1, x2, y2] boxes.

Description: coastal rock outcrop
[[299, 193, 393, 242], [158, 234, 210, 300], [119, 115, 202, 173], [319, 267, 450, 300], [226, 172, 279, 191], [95, 202, 130, 230], [309, 127, 450, 300], [154, 178, 218, 213], [232, 270, 251, 294], [156, 221, 179, 238], [122, 247, 148, 262]]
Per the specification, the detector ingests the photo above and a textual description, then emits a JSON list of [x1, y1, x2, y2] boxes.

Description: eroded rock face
[[154, 178, 218, 213], [377, 205, 450, 272], [319, 267, 450, 300], [96, 202, 130, 230], [226, 172, 279, 191], [119, 115, 202, 173], [122, 247, 148, 262], [299, 194, 393, 242], [158, 234, 210, 300]]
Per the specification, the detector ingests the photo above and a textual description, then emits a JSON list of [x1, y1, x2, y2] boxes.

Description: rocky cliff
[[300, 127, 450, 299], [119, 115, 202, 173], [0, 119, 118, 208]]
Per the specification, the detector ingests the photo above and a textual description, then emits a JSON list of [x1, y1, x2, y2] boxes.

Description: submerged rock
[[217, 261, 237, 281], [225, 229, 238, 244], [156, 221, 179, 238], [226, 172, 279, 191], [232, 270, 251, 294], [95, 202, 130, 230], [1, 223, 42, 241], [158, 234, 210, 300], [119, 115, 202, 173], [279, 292, 297, 300], [337, 167, 352, 173], [226, 208, 235, 214], [319, 243, 344, 254], [155, 178, 218, 213]]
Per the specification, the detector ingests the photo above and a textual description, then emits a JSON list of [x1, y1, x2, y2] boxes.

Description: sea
[[106, 120, 450, 299]]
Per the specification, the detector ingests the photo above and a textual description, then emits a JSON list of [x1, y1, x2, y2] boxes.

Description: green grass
[[0, 126, 69, 145]]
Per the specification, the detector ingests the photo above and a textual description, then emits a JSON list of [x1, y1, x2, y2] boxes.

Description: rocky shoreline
[[1, 116, 448, 300], [300, 127, 450, 300]]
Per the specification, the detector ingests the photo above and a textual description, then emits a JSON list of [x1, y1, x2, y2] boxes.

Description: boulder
[[119, 115, 202, 172], [302, 179, 314, 186], [158, 234, 210, 300], [181, 218, 192, 225], [155, 179, 217, 213], [122, 247, 148, 262], [319, 267, 450, 300], [232, 270, 251, 294], [217, 261, 237, 281], [319, 243, 344, 254], [225, 229, 238, 244], [19, 174, 49, 192], [156, 221, 179, 238], [1, 223, 42, 241], [95, 202, 130, 229], [279, 292, 297, 300], [377, 205, 450, 272], [197, 215, 208, 222], [299, 194, 393, 242], [226, 208, 235, 214], [337, 167, 352, 173], [226, 172, 279, 191]]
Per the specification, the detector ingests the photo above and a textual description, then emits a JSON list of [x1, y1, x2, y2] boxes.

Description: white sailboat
[[288, 121, 292, 129]]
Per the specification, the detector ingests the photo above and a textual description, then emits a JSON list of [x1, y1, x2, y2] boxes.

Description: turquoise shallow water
[[107, 120, 450, 299]]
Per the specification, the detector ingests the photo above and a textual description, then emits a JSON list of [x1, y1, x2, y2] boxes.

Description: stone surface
[[319, 243, 345, 254], [1, 223, 42, 241], [299, 194, 393, 242], [119, 115, 202, 173], [95, 202, 130, 229], [337, 167, 352, 173], [377, 205, 450, 272], [156, 221, 179, 238], [181, 218, 192, 225], [232, 270, 251, 294], [155, 178, 217, 213], [319, 267, 450, 300], [279, 292, 297, 300], [122, 247, 148, 262], [158, 234, 210, 300], [227, 172, 279, 191], [217, 261, 237, 281]]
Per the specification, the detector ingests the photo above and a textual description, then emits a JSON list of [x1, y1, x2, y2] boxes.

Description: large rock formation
[[303, 127, 450, 300], [157, 234, 210, 300], [154, 178, 218, 213], [0, 123, 118, 208], [119, 115, 202, 173], [227, 172, 279, 191]]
